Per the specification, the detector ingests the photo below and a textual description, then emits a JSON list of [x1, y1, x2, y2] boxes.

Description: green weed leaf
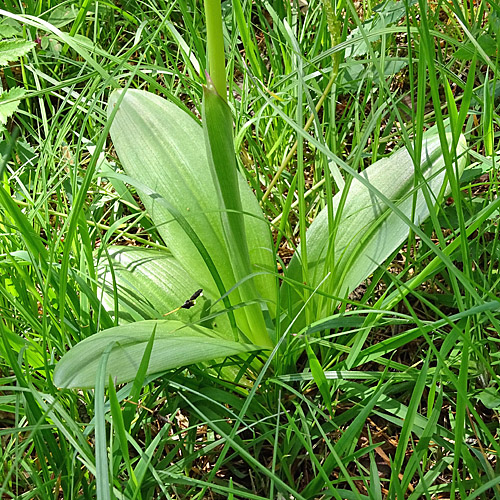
[[0, 39, 35, 65], [0, 22, 20, 38], [477, 387, 500, 410], [0, 87, 26, 126], [454, 34, 497, 61]]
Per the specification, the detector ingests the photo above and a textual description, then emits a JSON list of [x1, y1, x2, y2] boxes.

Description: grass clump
[[0, 0, 499, 498]]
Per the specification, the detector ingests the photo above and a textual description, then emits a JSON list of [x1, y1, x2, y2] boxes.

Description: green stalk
[[203, 83, 272, 348], [202, 1, 271, 347], [204, 0, 227, 101]]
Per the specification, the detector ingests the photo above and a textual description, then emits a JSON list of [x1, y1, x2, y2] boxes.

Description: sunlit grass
[[0, 0, 499, 498]]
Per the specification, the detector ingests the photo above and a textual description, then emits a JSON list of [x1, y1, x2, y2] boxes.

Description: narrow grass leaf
[[178, 393, 306, 500], [232, 0, 262, 78], [457, 56, 477, 133], [389, 353, 430, 495], [483, 69, 494, 156], [368, 439, 383, 500], [281, 404, 337, 494], [122, 326, 157, 431], [402, 388, 444, 492], [444, 77, 459, 132], [0, 9, 112, 80], [302, 383, 386, 497], [108, 377, 137, 490], [130, 424, 170, 492], [95, 343, 113, 500], [304, 339, 333, 416]]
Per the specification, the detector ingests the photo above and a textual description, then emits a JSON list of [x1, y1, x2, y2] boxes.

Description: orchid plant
[[53, 1, 466, 389]]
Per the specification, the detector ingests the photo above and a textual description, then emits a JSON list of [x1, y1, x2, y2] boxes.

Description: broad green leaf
[[477, 387, 500, 410], [107, 90, 276, 335], [0, 39, 35, 65], [283, 132, 467, 323], [107, 88, 228, 304], [45, 4, 80, 28], [53, 320, 267, 388], [0, 87, 26, 126], [341, 59, 408, 90]]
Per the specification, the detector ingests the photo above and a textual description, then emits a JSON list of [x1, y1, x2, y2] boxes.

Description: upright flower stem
[[204, 0, 227, 101]]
